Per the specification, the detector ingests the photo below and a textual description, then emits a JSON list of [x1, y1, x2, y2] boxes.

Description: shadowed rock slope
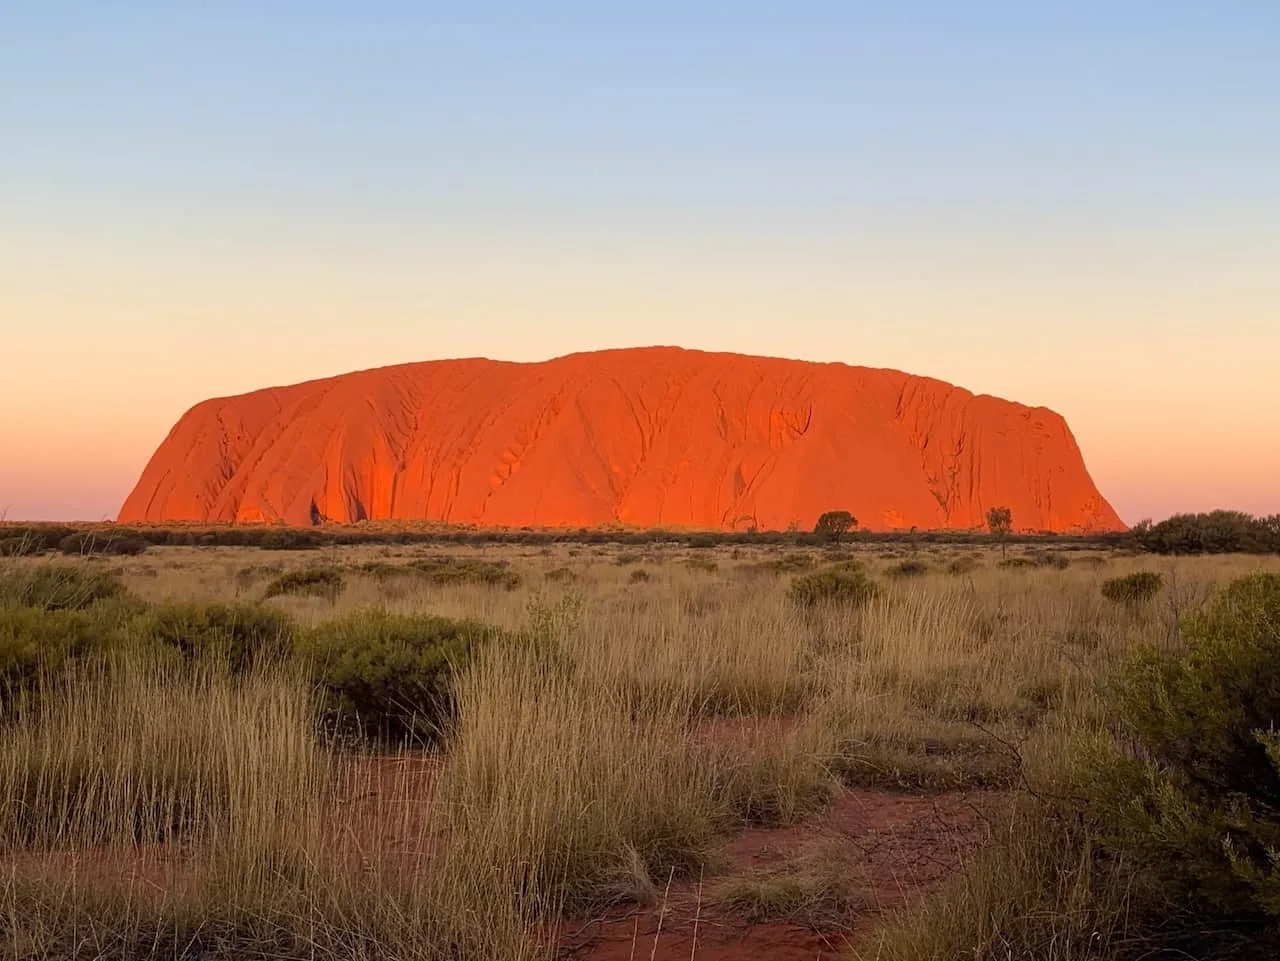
[[119, 347, 1124, 533]]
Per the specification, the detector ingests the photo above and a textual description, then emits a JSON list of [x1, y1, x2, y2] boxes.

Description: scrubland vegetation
[[1, 529, 1279, 960]]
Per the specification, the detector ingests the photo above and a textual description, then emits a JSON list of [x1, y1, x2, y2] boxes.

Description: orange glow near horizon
[[2, 221, 1278, 523], [3, 8, 1277, 523]]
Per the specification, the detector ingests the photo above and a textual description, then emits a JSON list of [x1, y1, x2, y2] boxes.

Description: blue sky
[[2, 2, 1278, 520]]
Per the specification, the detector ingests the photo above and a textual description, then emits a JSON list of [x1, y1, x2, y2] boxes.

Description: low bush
[[788, 562, 879, 609], [0, 564, 125, 611], [0, 525, 77, 554], [1101, 571, 1163, 605], [0, 606, 128, 695], [544, 566, 577, 583], [997, 557, 1037, 570], [255, 529, 325, 550], [358, 557, 521, 590], [141, 602, 297, 673], [263, 566, 345, 602], [1029, 550, 1070, 570], [767, 553, 815, 573], [946, 555, 980, 575], [0, 538, 33, 557], [1088, 573, 1280, 922], [1130, 510, 1280, 555], [56, 533, 148, 556], [629, 568, 651, 584], [304, 611, 502, 743], [886, 559, 929, 579]]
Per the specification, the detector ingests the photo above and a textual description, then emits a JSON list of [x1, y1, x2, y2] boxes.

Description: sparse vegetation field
[[1, 533, 1278, 960]]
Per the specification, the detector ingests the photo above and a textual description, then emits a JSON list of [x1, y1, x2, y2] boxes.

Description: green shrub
[[358, 557, 520, 590], [1089, 573, 1280, 919], [256, 529, 324, 550], [56, 533, 147, 556], [0, 538, 33, 558], [946, 555, 980, 575], [788, 562, 879, 609], [1030, 550, 1070, 570], [997, 557, 1037, 570], [141, 602, 297, 673], [0, 605, 129, 694], [1131, 510, 1280, 555], [772, 552, 815, 573], [0, 564, 125, 611], [886, 559, 929, 579], [0, 525, 76, 554], [263, 566, 345, 602], [1101, 571, 1163, 605], [304, 611, 501, 743]]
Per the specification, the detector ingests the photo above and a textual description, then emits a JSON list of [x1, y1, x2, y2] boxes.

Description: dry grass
[[711, 841, 869, 930], [0, 654, 540, 960], [438, 643, 725, 913], [1, 542, 1278, 959], [858, 803, 1146, 961]]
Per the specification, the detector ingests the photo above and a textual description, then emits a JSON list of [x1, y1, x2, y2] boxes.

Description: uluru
[[118, 347, 1124, 533]]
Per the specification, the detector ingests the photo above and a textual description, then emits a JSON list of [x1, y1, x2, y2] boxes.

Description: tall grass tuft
[[437, 643, 724, 913]]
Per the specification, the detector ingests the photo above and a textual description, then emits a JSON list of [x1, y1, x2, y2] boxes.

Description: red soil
[[333, 754, 445, 869], [6, 753, 1002, 959], [556, 788, 1004, 960], [119, 346, 1123, 533]]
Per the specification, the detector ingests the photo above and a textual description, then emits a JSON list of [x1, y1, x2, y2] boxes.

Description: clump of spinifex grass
[[862, 800, 1143, 961], [711, 841, 867, 930], [263, 565, 345, 602], [788, 561, 880, 609], [0, 653, 326, 850], [0, 654, 542, 961], [0, 561, 125, 611], [436, 643, 725, 914]]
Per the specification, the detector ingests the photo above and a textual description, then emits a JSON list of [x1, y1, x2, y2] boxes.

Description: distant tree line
[[2, 509, 1277, 555], [0, 520, 1128, 554]]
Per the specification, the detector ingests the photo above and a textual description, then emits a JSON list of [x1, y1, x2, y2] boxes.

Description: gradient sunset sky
[[2, 2, 1277, 523]]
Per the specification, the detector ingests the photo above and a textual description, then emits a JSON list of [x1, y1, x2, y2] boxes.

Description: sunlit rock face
[[119, 347, 1124, 533]]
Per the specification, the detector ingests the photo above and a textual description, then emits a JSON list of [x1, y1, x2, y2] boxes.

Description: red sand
[[5, 755, 1002, 959], [119, 346, 1123, 533], [555, 788, 1004, 960]]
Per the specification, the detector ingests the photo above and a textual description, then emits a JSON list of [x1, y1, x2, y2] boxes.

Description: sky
[[2, 2, 1277, 524]]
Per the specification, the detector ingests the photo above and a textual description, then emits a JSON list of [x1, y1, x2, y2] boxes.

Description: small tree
[[987, 506, 1013, 558], [814, 510, 856, 543]]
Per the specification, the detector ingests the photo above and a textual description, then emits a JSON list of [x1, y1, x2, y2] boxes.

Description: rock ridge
[[119, 346, 1124, 533]]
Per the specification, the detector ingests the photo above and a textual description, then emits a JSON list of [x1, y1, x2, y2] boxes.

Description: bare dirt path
[[556, 787, 1005, 960]]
